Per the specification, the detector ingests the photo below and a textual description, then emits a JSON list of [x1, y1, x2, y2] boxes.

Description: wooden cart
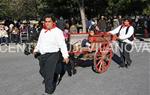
[[68, 32, 117, 74]]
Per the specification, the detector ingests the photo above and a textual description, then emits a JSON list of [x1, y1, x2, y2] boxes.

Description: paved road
[[0, 42, 149, 95]]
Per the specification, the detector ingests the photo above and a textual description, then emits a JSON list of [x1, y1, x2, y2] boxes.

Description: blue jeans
[[1, 37, 8, 44]]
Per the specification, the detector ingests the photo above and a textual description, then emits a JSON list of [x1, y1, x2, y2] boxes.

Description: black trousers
[[38, 52, 59, 94], [119, 42, 132, 66]]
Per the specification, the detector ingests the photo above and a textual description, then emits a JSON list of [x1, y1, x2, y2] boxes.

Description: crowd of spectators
[[0, 15, 150, 46]]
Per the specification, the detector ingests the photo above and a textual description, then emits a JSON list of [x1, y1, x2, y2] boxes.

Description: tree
[[105, 0, 150, 16], [1, 0, 150, 20], [0, 0, 40, 20], [0, 0, 11, 19], [42, 0, 87, 32], [76, 0, 86, 32]]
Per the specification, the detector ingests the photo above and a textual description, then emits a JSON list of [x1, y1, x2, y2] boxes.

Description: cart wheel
[[93, 43, 113, 73]]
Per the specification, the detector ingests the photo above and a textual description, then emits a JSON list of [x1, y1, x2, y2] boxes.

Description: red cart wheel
[[93, 43, 113, 73]]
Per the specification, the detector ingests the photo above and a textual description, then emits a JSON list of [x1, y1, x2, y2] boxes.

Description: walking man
[[33, 14, 69, 94], [109, 18, 134, 68]]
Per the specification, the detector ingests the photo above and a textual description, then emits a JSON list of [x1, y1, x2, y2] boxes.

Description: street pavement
[[0, 40, 149, 95]]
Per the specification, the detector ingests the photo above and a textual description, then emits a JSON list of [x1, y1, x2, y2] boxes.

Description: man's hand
[[63, 58, 69, 64], [112, 34, 119, 41], [33, 52, 36, 55], [33, 52, 41, 58]]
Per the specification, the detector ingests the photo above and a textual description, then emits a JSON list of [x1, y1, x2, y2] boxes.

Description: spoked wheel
[[92, 43, 113, 74]]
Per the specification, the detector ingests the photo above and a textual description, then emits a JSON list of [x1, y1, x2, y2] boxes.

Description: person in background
[[0, 26, 3, 45], [56, 16, 65, 31], [112, 15, 120, 29], [33, 14, 69, 95], [69, 21, 78, 33], [109, 18, 134, 68], [97, 16, 107, 32], [0, 26, 9, 46], [11, 26, 19, 44]]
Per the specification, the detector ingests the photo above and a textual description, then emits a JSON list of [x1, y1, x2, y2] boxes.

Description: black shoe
[[46, 88, 55, 95], [42, 80, 45, 84], [46, 82, 56, 94], [118, 65, 125, 68], [127, 61, 132, 66], [45, 87, 55, 95], [42, 93, 53, 95], [118, 63, 126, 68], [125, 62, 132, 68], [125, 64, 129, 68]]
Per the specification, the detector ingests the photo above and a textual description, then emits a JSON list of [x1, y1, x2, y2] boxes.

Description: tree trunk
[[79, 6, 86, 33], [77, 0, 86, 33]]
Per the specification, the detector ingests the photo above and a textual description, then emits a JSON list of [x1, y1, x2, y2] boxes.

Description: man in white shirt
[[109, 18, 134, 68], [33, 14, 69, 95]]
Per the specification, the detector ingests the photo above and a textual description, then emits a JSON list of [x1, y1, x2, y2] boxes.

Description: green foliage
[[0, 0, 39, 20], [0, 0, 149, 20]]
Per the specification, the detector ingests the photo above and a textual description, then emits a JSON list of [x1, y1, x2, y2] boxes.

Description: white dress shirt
[[34, 27, 69, 59], [109, 25, 134, 44]]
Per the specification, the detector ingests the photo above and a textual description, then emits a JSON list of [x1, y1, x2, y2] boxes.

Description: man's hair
[[123, 17, 133, 25], [44, 14, 56, 22]]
